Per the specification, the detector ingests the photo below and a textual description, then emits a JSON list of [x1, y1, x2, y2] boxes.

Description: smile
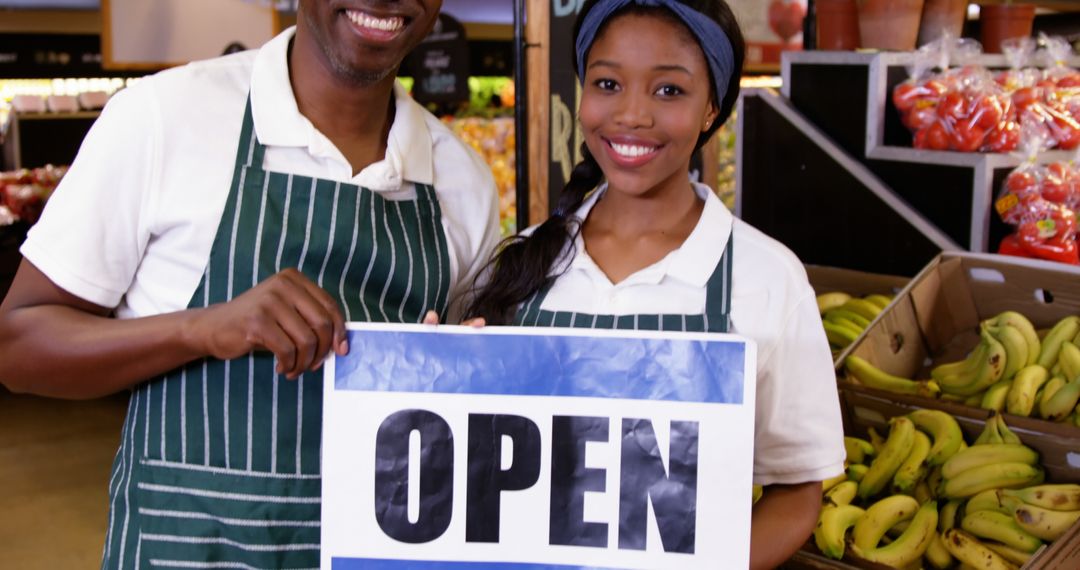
[[345, 9, 405, 34], [608, 141, 659, 159]]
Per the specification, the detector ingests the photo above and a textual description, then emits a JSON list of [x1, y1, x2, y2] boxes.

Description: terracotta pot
[[817, 0, 861, 50], [917, 0, 969, 47], [857, 0, 927, 51], [979, 4, 1036, 54]]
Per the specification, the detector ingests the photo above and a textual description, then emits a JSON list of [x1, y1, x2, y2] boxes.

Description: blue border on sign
[[332, 559, 617, 569], [335, 330, 744, 405]]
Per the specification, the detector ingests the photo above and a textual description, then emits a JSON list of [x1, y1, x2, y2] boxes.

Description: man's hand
[[186, 268, 348, 379]]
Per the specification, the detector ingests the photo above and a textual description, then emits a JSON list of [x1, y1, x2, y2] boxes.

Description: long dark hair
[[465, 0, 746, 324]]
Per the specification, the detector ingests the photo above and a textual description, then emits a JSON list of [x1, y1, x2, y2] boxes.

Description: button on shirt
[[22, 27, 499, 321], [538, 182, 846, 485]]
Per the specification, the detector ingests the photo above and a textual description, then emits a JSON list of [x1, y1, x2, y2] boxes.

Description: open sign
[[321, 325, 755, 570]]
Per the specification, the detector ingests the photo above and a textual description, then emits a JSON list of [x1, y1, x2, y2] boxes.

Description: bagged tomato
[[893, 37, 950, 134]]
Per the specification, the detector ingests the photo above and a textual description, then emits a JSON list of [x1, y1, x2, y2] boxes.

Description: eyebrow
[[588, 60, 694, 75]]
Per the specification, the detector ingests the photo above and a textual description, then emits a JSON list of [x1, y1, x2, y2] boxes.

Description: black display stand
[[2, 111, 100, 171]]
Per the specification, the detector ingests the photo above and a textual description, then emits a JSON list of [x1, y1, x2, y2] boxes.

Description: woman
[[467, 1, 846, 567]]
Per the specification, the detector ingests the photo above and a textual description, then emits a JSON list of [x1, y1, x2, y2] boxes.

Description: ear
[[702, 102, 720, 132]]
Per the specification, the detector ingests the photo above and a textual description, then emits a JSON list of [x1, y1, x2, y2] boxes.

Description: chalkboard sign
[[404, 13, 470, 106]]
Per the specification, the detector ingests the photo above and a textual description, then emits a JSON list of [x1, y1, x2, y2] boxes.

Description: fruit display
[[446, 116, 516, 236], [844, 310, 1080, 430], [812, 411, 1079, 568], [816, 291, 893, 356], [0, 165, 66, 227], [995, 149, 1080, 265], [892, 36, 1080, 153]]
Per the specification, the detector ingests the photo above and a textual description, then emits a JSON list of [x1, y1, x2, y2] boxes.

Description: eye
[[656, 84, 685, 97], [593, 78, 619, 91]]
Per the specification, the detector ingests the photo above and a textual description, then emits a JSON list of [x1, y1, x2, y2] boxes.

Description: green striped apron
[[101, 98, 451, 570], [513, 230, 733, 333]]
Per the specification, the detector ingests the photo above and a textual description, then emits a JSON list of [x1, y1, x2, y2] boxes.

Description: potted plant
[[816, 0, 861, 50], [979, 2, 1037, 53], [857, 0, 927, 51], [917, 0, 970, 47]]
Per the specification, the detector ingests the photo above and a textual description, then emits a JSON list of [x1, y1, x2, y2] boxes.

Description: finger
[[269, 300, 323, 379], [290, 274, 348, 359], [422, 310, 440, 325], [463, 317, 486, 328], [257, 321, 298, 378]]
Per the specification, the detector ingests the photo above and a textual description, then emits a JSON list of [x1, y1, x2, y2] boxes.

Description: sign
[[402, 13, 471, 106], [322, 324, 756, 569], [729, 0, 807, 70]]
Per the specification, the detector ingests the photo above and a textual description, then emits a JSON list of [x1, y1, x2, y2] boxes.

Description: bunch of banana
[[930, 323, 1009, 397], [818, 292, 893, 352], [939, 415, 1044, 499], [1003, 484, 1080, 541]]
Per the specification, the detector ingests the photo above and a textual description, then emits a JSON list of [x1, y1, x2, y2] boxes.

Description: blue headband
[[575, 0, 735, 104]]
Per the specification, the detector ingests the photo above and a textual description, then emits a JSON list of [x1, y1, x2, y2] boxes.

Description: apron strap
[[703, 228, 734, 332], [232, 97, 265, 171]]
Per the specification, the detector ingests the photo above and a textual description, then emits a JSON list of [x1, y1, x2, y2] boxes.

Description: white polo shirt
[[22, 27, 499, 321], [538, 182, 846, 485]]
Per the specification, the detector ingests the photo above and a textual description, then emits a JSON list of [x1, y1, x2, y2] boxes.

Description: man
[[0, 0, 499, 567]]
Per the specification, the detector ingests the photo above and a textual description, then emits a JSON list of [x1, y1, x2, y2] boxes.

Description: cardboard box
[[805, 265, 909, 299], [838, 251, 1080, 433]]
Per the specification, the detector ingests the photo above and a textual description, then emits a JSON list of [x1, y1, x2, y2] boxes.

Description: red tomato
[[950, 118, 986, 152], [923, 122, 951, 151], [971, 94, 1004, 130], [984, 121, 1020, 153], [1007, 170, 1040, 196], [904, 106, 938, 131], [1013, 87, 1042, 111], [893, 83, 922, 112], [937, 92, 968, 121], [1042, 164, 1071, 204]]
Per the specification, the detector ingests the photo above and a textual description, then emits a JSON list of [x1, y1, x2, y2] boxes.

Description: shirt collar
[[566, 181, 733, 288], [249, 26, 433, 188]]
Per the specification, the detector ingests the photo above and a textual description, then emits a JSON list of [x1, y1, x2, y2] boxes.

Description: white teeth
[[346, 10, 404, 33], [610, 142, 656, 158]]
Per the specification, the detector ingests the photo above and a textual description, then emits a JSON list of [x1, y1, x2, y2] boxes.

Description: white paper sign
[[322, 324, 756, 569]]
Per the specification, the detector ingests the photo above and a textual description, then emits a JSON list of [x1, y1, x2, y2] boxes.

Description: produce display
[[446, 116, 516, 235], [995, 145, 1080, 264], [811, 411, 1079, 568], [816, 291, 894, 356], [844, 311, 1080, 429], [0, 165, 66, 226], [892, 36, 1080, 153]]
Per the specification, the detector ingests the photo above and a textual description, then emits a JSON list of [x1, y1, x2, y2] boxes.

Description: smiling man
[[0, 1, 499, 568]]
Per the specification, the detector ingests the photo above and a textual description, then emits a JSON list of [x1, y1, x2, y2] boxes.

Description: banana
[[1013, 503, 1080, 541], [981, 379, 1013, 412], [1036, 315, 1080, 369], [961, 510, 1043, 553], [822, 472, 848, 493], [942, 462, 1045, 499], [972, 490, 1024, 516], [984, 541, 1034, 566], [825, 480, 858, 506], [850, 500, 938, 568], [1040, 378, 1080, 422], [824, 321, 860, 348], [940, 328, 1008, 397], [927, 465, 944, 500], [1058, 341, 1080, 381], [829, 317, 866, 336], [848, 463, 869, 483], [817, 292, 852, 315], [974, 415, 1005, 445], [964, 393, 985, 407], [752, 484, 763, 505], [1038, 376, 1068, 419], [859, 417, 916, 499], [893, 430, 932, 494], [987, 311, 1040, 367], [813, 503, 865, 559], [994, 415, 1023, 445], [1005, 364, 1049, 417], [987, 323, 1029, 381], [942, 528, 1019, 570], [868, 427, 886, 454], [925, 531, 954, 569], [864, 294, 894, 310], [842, 298, 883, 321], [845, 355, 942, 398], [853, 494, 921, 550], [940, 499, 963, 531], [1002, 484, 1080, 511], [825, 308, 872, 329], [932, 342, 988, 384], [844, 436, 876, 465], [941, 444, 1040, 480], [907, 409, 965, 467]]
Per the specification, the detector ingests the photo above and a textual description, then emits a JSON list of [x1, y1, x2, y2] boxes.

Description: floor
[[0, 386, 129, 568]]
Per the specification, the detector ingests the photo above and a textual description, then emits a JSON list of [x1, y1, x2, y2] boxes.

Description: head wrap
[[575, 0, 735, 103]]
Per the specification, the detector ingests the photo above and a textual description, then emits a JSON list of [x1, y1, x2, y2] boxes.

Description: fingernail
[[338, 340, 349, 354]]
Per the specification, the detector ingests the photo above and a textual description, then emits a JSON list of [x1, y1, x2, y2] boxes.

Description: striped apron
[[101, 98, 451, 569], [513, 230, 733, 334]]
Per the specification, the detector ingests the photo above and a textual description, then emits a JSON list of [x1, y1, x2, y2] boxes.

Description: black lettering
[[618, 419, 699, 553], [466, 414, 542, 542], [373, 410, 454, 543], [549, 415, 608, 548]]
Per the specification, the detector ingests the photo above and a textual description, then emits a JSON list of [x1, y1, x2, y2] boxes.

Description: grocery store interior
[[3, 0, 1080, 568]]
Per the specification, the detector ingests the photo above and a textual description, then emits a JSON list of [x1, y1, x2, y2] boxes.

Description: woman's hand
[[422, 311, 486, 328]]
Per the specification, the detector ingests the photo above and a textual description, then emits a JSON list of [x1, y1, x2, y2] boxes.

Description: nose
[[612, 91, 653, 129]]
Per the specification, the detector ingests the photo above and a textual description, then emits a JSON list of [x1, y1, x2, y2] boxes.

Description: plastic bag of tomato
[[0, 165, 66, 227]]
